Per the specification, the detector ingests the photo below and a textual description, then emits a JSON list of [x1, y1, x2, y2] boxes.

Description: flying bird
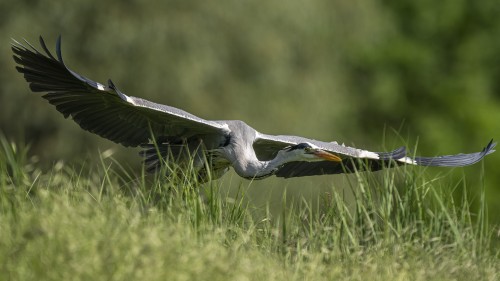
[[11, 36, 496, 182]]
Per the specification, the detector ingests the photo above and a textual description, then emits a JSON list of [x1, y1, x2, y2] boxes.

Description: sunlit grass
[[0, 136, 499, 280]]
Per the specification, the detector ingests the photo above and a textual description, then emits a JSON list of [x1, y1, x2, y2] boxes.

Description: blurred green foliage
[[1, 0, 499, 219]]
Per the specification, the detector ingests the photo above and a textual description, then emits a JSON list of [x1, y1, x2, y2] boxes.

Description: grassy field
[[1, 136, 499, 281]]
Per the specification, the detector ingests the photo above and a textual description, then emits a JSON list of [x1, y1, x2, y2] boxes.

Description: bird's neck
[[227, 146, 294, 180], [256, 153, 294, 179]]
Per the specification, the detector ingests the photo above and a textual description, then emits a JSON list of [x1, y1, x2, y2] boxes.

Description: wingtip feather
[[55, 35, 64, 64], [410, 139, 495, 167], [38, 35, 57, 60]]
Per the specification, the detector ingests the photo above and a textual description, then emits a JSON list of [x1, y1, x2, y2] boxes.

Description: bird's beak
[[313, 150, 342, 162]]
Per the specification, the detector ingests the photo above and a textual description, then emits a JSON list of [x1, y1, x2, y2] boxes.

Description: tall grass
[[0, 136, 498, 280]]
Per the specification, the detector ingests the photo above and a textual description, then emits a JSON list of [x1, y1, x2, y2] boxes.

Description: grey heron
[[11, 36, 496, 182]]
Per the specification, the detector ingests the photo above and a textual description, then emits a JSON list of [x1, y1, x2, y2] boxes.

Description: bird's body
[[11, 37, 496, 182]]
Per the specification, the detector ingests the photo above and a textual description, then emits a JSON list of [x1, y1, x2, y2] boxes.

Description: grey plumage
[[12, 36, 496, 181]]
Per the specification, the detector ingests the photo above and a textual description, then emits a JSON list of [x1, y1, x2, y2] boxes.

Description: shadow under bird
[[12, 36, 496, 182]]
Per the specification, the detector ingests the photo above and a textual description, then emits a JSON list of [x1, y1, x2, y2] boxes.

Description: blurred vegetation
[[1, 1, 499, 219]]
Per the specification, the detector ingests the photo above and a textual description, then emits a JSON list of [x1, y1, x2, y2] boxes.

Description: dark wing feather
[[12, 36, 230, 147], [408, 140, 496, 167]]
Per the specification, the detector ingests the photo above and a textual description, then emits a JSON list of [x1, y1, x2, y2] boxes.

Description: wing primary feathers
[[12, 36, 229, 147], [409, 140, 496, 167]]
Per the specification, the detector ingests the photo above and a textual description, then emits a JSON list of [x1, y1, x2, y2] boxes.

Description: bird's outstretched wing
[[254, 133, 495, 178], [12, 36, 230, 147]]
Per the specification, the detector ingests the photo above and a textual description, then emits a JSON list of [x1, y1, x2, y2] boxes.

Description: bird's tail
[[396, 140, 496, 167]]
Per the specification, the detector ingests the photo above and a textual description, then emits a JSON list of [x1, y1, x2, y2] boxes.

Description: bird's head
[[282, 143, 342, 162]]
